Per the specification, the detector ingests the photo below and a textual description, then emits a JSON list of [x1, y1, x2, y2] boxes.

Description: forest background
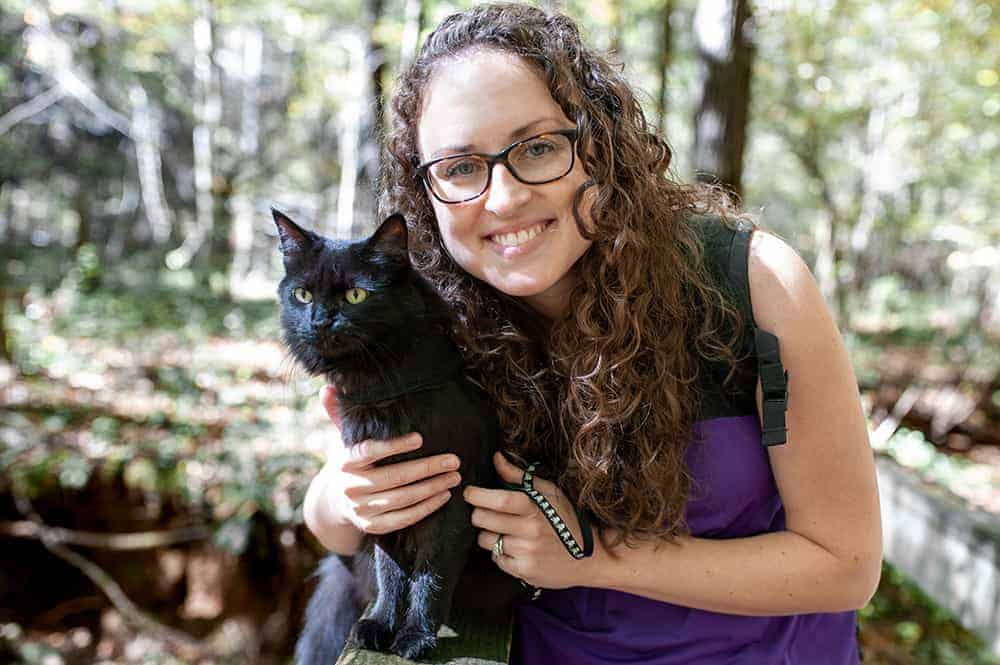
[[0, 0, 998, 663]]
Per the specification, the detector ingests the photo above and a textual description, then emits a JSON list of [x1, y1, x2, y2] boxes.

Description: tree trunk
[[399, 0, 424, 70], [73, 186, 91, 252], [170, 0, 218, 268], [355, 0, 387, 236], [0, 287, 10, 363], [336, 36, 365, 240], [228, 25, 262, 297], [656, 0, 675, 137], [130, 84, 172, 245], [692, 0, 753, 199]]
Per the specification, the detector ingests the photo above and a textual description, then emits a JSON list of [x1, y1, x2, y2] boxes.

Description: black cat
[[273, 210, 516, 662]]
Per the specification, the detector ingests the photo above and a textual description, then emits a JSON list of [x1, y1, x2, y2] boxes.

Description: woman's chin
[[489, 279, 552, 299]]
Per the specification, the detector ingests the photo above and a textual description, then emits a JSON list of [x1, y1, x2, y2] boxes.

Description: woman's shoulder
[[680, 212, 757, 304]]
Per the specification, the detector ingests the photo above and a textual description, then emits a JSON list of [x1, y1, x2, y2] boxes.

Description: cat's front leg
[[351, 543, 405, 652], [391, 497, 474, 659]]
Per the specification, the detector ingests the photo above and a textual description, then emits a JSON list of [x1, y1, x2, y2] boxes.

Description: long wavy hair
[[382, 3, 753, 546]]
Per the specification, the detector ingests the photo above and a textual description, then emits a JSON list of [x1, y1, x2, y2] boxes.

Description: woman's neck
[[522, 268, 579, 320]]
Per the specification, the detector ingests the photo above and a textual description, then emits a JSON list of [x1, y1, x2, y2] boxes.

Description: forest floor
[[0, 281, 998, 664]]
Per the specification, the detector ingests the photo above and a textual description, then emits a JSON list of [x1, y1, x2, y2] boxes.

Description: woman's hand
[[303, 385, 463, 547], [464, 452, 597, 590]]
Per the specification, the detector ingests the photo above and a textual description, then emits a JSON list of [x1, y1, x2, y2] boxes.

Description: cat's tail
[[295, 553, 372, 665]]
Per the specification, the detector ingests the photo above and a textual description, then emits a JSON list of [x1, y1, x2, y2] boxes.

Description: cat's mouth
[[316, 333, 361, 358]]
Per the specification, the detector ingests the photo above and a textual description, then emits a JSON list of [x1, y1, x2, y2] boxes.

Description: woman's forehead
[[417, 50, 569, 159]]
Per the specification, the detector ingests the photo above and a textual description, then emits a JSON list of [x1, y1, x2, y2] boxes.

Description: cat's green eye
[[345, 288, 368, 304], [292, 287, 313, 304]]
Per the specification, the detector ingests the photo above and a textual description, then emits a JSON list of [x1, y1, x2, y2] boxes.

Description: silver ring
[[492, 533, 505, 559]]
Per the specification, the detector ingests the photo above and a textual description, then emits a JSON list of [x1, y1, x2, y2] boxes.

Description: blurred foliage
[[873, 426, 999, 513], [859, 562, 1000, 665], [1, 259, 320, 553]]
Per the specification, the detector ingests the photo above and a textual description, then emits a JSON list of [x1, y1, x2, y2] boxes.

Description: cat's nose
[[311, 309, 334, 329]]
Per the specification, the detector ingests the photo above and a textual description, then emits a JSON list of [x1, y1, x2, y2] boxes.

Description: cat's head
[[273, 209, 427, 376]]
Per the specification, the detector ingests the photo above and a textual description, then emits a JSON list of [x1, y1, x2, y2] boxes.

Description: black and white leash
[[504, 462, 594, 560]]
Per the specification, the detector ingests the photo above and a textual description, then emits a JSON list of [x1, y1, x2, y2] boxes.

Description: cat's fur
[[274, 210, 517, 662]]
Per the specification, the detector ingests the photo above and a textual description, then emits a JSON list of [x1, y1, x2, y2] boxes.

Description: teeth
[[492, 221, 548, 247]]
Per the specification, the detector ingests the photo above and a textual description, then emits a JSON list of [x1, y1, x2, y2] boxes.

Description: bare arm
[[303, 463, 366, 555], [582, 231, 882, 613]]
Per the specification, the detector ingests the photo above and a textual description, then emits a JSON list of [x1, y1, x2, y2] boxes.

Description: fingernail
[[408, 434, 422, 447], [438, 491, 452, 503], [448, 473, 461, 486], [442, 456, 459, 470]]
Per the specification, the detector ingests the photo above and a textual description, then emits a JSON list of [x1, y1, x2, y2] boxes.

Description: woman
[[302, 3, 882, 663]]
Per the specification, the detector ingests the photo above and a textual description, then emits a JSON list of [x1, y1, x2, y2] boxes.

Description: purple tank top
[[514, 415, 861, 664]]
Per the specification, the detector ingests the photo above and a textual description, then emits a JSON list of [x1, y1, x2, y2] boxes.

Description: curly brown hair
[[382, 2, 754, 546]]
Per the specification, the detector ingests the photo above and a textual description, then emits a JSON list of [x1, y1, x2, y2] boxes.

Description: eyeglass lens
[[426, 132, 574, 203]]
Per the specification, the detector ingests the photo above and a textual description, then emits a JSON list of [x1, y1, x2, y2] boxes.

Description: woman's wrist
[[303, 464, 365, 555], [579, 527, 620, 590]]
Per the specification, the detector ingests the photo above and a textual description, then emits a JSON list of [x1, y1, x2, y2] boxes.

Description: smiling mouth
[[487, 219, 554, 247]]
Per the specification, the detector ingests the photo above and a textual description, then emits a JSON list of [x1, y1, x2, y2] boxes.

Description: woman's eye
[[524, 140, 555, 158], [292, 287, 313, 304], [345, 287, 368, 304], [444, 159, 482, 179]]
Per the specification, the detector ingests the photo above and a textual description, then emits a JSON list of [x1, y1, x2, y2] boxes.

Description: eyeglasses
[[416, 129, 579, 204]]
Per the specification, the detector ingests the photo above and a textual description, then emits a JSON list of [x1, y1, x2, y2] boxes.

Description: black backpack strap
[[756, 328, 789, 446], [727, 224, 789, 447]]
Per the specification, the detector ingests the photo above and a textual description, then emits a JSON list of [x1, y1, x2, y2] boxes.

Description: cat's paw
[[390, 625, 437, 660], [352, 618, 393, 652]]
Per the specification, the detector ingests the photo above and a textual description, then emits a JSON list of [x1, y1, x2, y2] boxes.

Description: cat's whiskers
[[278, 351, 305, 385]]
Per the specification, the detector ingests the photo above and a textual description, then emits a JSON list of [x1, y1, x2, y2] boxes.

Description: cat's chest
[[341, 400, 413, 448], [337, 381, 498, 475]]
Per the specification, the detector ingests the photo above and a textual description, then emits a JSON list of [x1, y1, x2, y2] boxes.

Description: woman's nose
[[484, 162, 531, 216]]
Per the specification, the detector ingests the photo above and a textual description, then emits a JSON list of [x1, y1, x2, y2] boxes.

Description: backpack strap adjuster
[[755, 327, 789, 447]]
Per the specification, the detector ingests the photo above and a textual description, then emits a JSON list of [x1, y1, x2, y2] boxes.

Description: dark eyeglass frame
[[415, 128, 580, 204]]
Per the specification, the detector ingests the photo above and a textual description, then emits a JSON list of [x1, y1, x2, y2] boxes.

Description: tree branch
[[0, 520, 211, 550], [43, 538, 206, 656], [10, 495, 211, 659], [0, 86, 65, 137]]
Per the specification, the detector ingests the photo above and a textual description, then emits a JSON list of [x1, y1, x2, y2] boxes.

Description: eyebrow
[[427, 118, 565, 160]]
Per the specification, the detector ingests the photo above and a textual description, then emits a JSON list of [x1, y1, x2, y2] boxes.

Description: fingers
[[342, 448, 460, 496], [470, 506, 533, 538], [476, 530, 531, 567], [463, 486, 533, 515], [362, 490, 454, 535], [341, 433, 424, 470], [355, 471, 462, 518], [492, 450, 526, 483], [361, 452, 461, 493], [478, 529, 517, 553]]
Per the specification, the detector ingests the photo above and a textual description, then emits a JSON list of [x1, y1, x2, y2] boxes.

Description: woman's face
[[417, 49, 593, 319]]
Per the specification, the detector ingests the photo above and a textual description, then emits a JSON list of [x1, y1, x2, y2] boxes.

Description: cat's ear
[[272, 208, 314, 256], [364, 213, 410, 264]]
